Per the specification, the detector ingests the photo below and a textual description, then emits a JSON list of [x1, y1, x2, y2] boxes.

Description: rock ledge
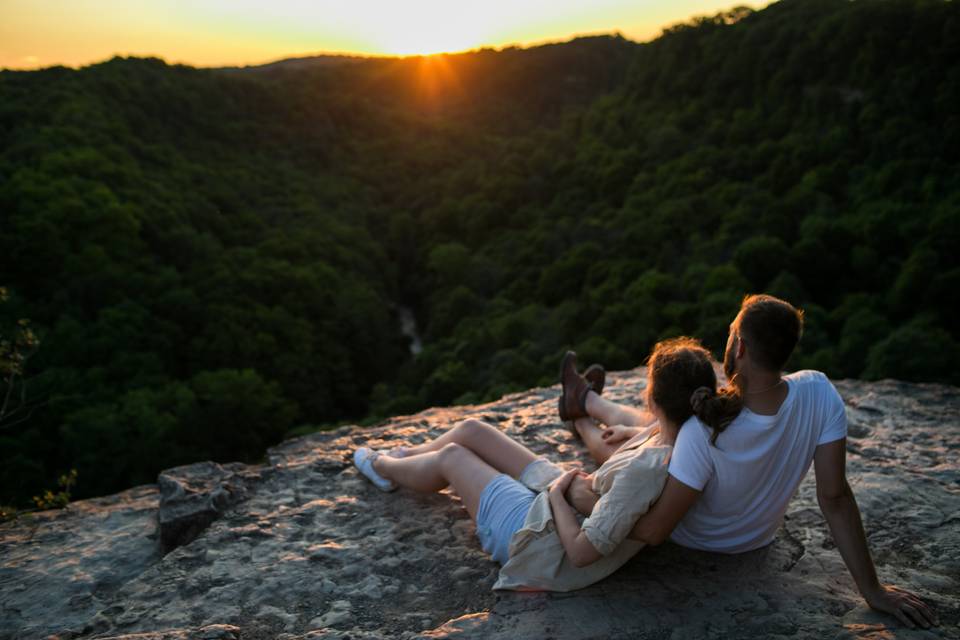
[[1, 370, 958, 639]]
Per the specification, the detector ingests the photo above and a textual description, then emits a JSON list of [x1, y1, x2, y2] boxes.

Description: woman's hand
[[548, 468, 581, 501], [601, 425, 639, 446], [548, 468, 602, 567], [863, 584, 938, 629]]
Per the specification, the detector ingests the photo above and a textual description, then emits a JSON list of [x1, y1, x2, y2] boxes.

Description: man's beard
[[723, 337, 737, 381]]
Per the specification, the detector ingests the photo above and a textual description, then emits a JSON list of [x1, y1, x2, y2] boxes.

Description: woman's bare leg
[[584, 390, 654, 427], [399, 419, 537, 478], [374, 443, 499, 519], [574, 417, 620, 465]]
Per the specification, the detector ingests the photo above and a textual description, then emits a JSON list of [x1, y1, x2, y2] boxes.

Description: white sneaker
[[353, 447, 397, 492]]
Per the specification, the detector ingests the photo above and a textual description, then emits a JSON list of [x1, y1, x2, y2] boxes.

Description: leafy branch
[[0, 286, 42, 431], [0, 469, 78, 523]]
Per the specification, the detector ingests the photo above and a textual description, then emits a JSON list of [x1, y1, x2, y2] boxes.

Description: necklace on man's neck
[[743, 379, 784, 396]]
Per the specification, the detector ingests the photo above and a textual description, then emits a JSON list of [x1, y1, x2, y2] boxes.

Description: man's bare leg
[[574, 417, 621, 465], [585, 390, 655, 427]]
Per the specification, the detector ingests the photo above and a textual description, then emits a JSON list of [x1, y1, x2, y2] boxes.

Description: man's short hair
[[737, 294, 804, 372]]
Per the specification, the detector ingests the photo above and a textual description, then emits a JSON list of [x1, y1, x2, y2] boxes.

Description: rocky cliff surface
[[2, 369, 958, 639]]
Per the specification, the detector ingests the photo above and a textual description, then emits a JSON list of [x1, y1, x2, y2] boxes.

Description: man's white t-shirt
[[668, 370, 847, 553]]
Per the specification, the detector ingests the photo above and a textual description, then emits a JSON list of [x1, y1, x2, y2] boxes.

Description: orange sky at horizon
[[0, 0, 764, 71]]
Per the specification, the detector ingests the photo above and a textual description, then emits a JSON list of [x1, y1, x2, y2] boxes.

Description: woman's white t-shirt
[[668, 370, 847, 553]]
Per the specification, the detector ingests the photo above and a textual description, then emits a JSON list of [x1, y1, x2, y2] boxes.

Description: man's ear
[[737, 336, 746, 358]]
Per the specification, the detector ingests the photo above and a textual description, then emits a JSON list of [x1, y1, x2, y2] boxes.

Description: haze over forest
[[1, 0, 958, 507]]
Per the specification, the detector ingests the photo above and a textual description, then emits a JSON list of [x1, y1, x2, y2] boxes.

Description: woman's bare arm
[[548, 469, 603, 567]]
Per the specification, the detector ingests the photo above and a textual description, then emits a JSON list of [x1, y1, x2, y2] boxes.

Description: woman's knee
[[437, 442, 476, 471], [455, 418, 494, 440]]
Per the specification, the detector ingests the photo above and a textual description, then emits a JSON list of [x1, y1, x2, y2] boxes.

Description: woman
[[353, 337, 740, 591]]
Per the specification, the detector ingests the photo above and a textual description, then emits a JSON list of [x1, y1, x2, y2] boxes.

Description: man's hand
[[814, 439, 938, 629], [601, 425, 639, 447], [564, 471, 599, 516], [863, 584, 938, 629]]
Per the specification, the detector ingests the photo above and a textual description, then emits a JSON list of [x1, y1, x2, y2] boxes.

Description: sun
[[377, 34, 482, 57], [372, 28, 486, 56], [359, 2, 495, 56]]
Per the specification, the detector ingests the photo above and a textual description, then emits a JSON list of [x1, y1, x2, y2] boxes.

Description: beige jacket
[[493, 426, 671, 591]]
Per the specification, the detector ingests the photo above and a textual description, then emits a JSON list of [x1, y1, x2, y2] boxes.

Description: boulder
[[157, 461, 261, 552]]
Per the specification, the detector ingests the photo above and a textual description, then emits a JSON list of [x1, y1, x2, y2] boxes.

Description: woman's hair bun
[[690, 386, 715, 412]]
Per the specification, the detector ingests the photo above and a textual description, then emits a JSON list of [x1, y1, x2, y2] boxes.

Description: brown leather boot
[[584, 364, 605, 395], [558, 351, 591, 422]]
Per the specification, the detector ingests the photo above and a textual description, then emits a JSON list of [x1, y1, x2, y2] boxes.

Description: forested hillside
[[2, 0, 958, 506]]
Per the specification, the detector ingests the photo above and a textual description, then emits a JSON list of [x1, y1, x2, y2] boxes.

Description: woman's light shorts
[[475, 474, 536, 564]]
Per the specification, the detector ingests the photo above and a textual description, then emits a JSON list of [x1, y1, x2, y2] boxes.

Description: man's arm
[[814, 439, 937, 629], [563, 471, 702, 537], [626, 475, 701, 545]]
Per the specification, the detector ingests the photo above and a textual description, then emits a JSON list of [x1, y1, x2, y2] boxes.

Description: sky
[[0, 0, 763, 70]]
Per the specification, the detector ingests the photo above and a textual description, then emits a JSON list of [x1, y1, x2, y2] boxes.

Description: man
[[561, 294, 937, 629]]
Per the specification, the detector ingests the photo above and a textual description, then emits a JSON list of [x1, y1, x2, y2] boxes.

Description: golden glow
[[0, 1, 763, 70], [414, 54, 463, 106]]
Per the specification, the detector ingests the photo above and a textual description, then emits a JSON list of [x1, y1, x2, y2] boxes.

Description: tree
[[0, 287, 41, 430], [864, 319, 960, 385]]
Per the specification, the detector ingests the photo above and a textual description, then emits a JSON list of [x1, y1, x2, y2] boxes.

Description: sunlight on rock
[[840, 623, 896, 639]]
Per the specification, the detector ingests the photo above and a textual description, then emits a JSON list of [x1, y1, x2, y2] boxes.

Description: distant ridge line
[[212, 33, 634, 73]]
